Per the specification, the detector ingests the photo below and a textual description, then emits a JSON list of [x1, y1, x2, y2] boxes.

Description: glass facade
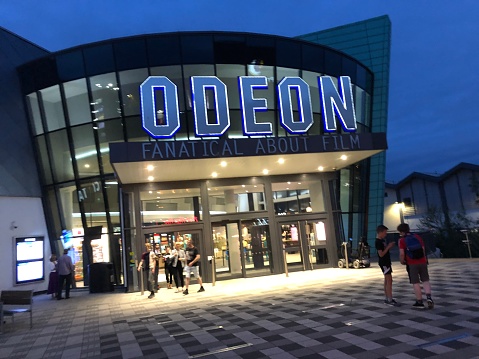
[[18, 30, 387, 288]]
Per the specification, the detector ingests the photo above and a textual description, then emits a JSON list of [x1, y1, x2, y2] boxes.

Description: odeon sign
[[140, 75, 357, 139]]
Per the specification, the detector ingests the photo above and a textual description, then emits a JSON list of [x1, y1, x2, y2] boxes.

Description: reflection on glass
[[273, 180, 325, 214], [72, 124, 100, 178], [41, 85, 65, 131], [49, 130, 74, 182], [96, 119, 124, 174], [64, 78, 91, 126], [79, 179, 107, 228], [119, 68, 149, 116], [209, 184, 265, 214], [140, 187, 201, 226], [89, 73, 121, 121]]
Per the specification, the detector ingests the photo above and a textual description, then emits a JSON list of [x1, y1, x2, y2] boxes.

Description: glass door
[[212, 222, 243, 279], [212, 218, 273, 280], [280, 219, 329, 272]]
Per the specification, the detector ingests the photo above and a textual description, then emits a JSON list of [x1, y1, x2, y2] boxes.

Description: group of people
[[138, 239, 205, 299], [375, 223, 434, 309], [47, 248, 76, 300]]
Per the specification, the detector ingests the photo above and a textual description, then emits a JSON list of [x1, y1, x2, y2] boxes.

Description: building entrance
[[279, 219, 329, 272], [212, 219, 272, 280]]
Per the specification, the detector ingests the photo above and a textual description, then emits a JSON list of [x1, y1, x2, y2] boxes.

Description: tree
[[418, 206, 479, 258]]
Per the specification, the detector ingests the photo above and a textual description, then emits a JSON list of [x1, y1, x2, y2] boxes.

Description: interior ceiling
[[112, 149, 383, 185]]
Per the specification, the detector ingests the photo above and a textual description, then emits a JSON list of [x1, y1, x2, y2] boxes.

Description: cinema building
[[0, 16, 390, 291]]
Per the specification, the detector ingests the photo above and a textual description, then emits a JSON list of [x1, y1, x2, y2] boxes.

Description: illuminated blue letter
[[278, 77, 313, 134], [191, 76, 230, 137], [239, 76, 272, 135], [140, 76, 180, 138], [319, 76, 357, 132]]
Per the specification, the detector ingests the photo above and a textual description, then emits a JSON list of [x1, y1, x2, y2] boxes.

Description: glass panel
[[64, 78, 91, 126], [96, 119, 124, 174], [308, 220, 329, 266], [26, 93, 43, 135], [209, 184, 265, 214], [216, 64, 245, 110], [212, 224, 242, 275], [35, 136, 53, 184], [150, 65, 185, 112], [83, 44, 115, 76], [89, 73, 121, 121], [41, 85, 65, 132], [183, 64, 215, 110], [119, 68, 149, 116], [105, 180, 120, 231], [71, 124, 100, 178], [56, 50, 85, 82], [79, 178, 107, 229], [140, 187, 202, 226], [125, 116, 150, 142], [49, 130, 74, 182], [302, 71, 321, 113], [58, 182, 82, 230], [272, 180, 325, 214], [340, 169, 351, 212]]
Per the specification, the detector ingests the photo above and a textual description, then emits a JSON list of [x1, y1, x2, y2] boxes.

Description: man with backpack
[[397, 223, 434, 309]]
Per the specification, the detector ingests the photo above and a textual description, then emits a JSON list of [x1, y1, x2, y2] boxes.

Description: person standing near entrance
[[171, 242, 185, 292], [57, 249, 75, 300], [183, 240, 205, 295], [153, 243, 161, 292], [398, 223, 434, 309], [375, 225, 399, 306], [137, 243, 157, 299]]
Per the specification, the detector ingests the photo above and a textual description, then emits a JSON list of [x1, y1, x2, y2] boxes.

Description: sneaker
[[148, 293, 155, 299], [197, 286, 205, 293], [426, 298, 434, 309], [385, 299, 400, 307], [412, 300, 425, 308], [183, 289, 189, 295]]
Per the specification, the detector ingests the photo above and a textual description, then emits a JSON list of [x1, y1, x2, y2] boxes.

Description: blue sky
[[1, 0, 478, 182]]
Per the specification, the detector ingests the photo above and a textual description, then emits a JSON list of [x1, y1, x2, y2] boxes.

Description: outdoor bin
[[88, 262, 114, 293]]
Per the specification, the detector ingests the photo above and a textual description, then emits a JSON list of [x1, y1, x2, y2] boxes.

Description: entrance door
[[212, 219, 272, 279], [280, 219, 329, 272]]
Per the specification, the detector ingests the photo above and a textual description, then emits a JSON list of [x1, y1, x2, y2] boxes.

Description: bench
[[0, 290, 33, 332]]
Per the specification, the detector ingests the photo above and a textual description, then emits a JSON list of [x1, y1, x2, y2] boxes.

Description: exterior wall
[[0, 27, 50, 292], [298, 16, 391, 242], [0, 27, 47, 197], [0, 197, 50, 291]]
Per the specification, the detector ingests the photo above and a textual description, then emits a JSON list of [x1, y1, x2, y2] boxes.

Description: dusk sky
[[1, 1, 478, 182]]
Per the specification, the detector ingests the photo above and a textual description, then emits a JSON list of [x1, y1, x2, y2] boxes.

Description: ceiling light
[[149, 191, 152, 194], [298, 182, 301, 185], [318, 166, 324, 171], [147, 165, 154, 171], [262, 169, 269, 175], [278, 158, 285, 164], [220, 161, 227, 167], [242, 184, 245, 187], [212, 172, 218, 178], [148, 176, 154, 181], [340, 155, 347, 161], [84, 164, 90, 168], [287, 182, 291, 185]]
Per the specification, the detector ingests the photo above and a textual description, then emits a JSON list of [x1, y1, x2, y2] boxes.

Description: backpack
[[165, 255, 173, 267], [405, 234, 424, 259]]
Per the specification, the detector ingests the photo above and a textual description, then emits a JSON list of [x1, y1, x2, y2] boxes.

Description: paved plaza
[[1, 258, 479, 359]]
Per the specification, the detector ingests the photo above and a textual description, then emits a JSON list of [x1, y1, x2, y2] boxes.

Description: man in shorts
[[398, 223, 434, 309], [183, 240, 205, 295], [375, 225, 399, 306]]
